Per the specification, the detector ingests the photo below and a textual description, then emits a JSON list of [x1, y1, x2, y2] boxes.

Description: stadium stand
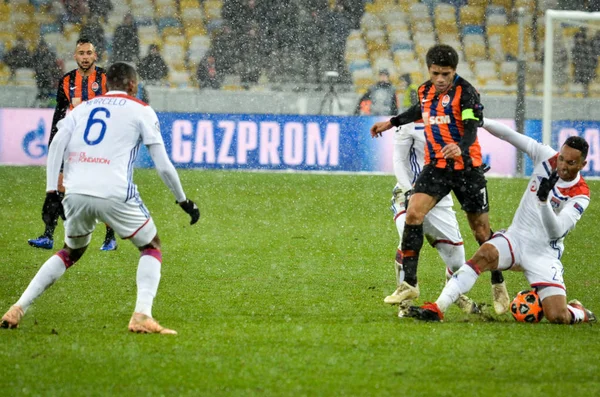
[[0, 0, 592, 98]]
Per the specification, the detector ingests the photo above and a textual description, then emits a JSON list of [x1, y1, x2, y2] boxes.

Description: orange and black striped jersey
[[49, 66, 107, 145], [390, 75, 483, 170]]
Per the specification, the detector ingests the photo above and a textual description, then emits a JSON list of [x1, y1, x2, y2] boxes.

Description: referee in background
[[28, 38, 118, 251]]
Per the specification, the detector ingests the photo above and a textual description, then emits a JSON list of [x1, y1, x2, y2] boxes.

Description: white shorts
[[423, 203, 463, 246], [62, 193, 157, 249], [485, 229, 566, 299]]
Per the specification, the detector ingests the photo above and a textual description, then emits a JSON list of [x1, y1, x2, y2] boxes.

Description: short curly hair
[[426, 44, 459, 69]]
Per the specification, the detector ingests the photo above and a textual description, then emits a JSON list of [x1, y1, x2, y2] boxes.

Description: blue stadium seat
[[462, 25, 484, 36]]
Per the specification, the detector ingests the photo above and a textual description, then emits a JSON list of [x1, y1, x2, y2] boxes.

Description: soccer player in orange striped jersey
[[370, 44, 510, 315], [28, 39, 117, 252]]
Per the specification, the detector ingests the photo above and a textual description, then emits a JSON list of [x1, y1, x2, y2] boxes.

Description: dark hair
[[401, 73, 412, 84], [106, 62, 138, 91], [76, 38, 94, 47], [426, 44, 459, 69], [563, 136, 589, 160]]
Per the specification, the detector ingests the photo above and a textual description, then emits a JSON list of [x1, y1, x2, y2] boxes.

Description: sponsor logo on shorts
[[574, 202, 584, 214]]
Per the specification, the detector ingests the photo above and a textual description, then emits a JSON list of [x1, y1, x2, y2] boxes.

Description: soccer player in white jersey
[[407, 118, 596, 324], [386, 122, 480, 316], [1, 63, 200, 334]]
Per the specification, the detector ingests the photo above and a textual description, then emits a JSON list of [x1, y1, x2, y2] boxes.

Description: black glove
[[42, 191, 65, 223], [178, 199, 200, 225], [537, 171, 559, 202]]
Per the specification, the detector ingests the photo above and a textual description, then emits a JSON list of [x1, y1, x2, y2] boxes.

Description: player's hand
[[42, 191, 65, 222], [441, 143, 461, 159], [537, 171, 559, 202], [178, 199, 200, 225], [370, 121, 393, 138]]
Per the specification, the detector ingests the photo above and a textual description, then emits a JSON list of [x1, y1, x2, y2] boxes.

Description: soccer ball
[[510, 290, 544, 323]]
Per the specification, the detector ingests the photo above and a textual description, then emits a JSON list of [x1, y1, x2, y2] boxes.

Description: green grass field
[[1, 166, 599, 396]]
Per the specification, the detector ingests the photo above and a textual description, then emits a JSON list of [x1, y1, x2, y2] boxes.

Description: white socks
[[134, 253, 162, 317], [567, 304, 586, 323], [436, 264, 479, 312], [16, 254, 67, 312]]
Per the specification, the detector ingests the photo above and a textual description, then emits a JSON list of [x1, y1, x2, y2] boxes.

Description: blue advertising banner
[[134, 113, 394, 172]]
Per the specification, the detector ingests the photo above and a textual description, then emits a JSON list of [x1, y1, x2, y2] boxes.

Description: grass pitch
[[1, 166, 599, 396]]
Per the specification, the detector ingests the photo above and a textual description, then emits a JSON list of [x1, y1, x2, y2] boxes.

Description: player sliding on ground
[[1, 62, 200, 334], [407, 119, 596, 324]]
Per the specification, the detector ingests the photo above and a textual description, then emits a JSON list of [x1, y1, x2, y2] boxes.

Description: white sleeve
[[482, 118, 556, 164], [138, 106, 164, 146], [393, 125, 417, 191], [46, 115, 74, 191], [538, 196, 589, 239], [147, 143, 187, 203]]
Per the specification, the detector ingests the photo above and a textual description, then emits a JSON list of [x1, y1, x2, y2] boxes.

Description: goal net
[[543, 10, 600, 148]]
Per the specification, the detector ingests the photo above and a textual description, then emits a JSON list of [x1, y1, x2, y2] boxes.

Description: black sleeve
[[390, 103, 421, 127], [457, 84, 484, 154], [49, 76, 69, 146]]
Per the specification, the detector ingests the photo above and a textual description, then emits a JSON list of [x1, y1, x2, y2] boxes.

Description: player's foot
[[100, 238, 117, 251], [406, 302, 444, 322], [455, 294, 480, 314], [28, 235, 53, 250], [1, 305, 24, 329], [568, 300, 597, 323], [397, 300, 414, 318], [492, 281, 510, 314], [128, 313, 177, 334], [384, 281, 420, 305]]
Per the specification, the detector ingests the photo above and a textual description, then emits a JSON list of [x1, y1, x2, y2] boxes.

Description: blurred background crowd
[[1, 0, 600, 110]]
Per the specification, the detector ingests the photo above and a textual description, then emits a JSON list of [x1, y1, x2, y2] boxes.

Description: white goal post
[[543, 10, 600, 146]]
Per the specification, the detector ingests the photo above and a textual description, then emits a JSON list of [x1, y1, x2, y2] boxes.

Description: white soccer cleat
[[568, 300, 597, 323], [1, 305, 24, 329], [455, 294, 480, 314], [128, 313, 177, 335], [492, 281, 510, 314], [384, 281, 420, 305]]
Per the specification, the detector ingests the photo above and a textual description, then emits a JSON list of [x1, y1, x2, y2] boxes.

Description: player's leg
[[102, 198, 176, 334], [28, 172, 66, 249], [456, 166, 510, 314], [383, 185, 409, 304], [425, 204, 478, 314], [100, 224, 118, 251], [522, 251, 596, 324], [407, 232, 515, 321], [401, 166, 449, 297], [2, 194, 92, 329]]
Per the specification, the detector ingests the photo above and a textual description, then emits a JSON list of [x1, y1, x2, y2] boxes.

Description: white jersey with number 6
[[55, 91, 163, 202]]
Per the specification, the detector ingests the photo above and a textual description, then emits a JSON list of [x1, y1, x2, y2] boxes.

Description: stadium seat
[[459, 5, 485, 27], [169, 70, 191, 87], [463, 34, 487, 62], [500, 61, 518, 85], [473, 60, 499, 83], [488, 35, 505, 62], [203, 0, 222, 21]]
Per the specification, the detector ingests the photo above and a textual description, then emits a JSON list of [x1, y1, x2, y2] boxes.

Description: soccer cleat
[[568, 300, 597, 323], [492, 281, 510, 314], [28, 236, 54, 250], [383, 281, 420, 305], [455, 294, 480, 314], [128, 313, 177, 335], [397, 300, 414, 318], [1, 305, 24, 329], [406, 302, 444, 322], [100, 238, 118, 251]]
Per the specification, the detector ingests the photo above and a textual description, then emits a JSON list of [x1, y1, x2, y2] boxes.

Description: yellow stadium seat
[[468, 0, 488, 6], [500, 61, 518, 85], [0, 4, 10, 23], [459, 5, 485, 26], [185, 24, 207, 37], [181, 0, 200, 9], [490, 0, 513, 10]]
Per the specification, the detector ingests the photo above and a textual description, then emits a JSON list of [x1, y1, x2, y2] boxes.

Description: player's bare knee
[[138, 235, 161, 251], [405, 207, 426, 225], [470, 244, 498, 271], [545, 308, 571, 324]]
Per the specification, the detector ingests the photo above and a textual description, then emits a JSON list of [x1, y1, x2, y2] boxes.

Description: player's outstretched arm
[[482, 118, 548, 160], [147, 144, 200, 225], [46, 118, 74, 192]]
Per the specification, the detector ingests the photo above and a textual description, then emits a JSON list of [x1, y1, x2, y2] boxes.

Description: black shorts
[[413, 164, 489, 213]]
